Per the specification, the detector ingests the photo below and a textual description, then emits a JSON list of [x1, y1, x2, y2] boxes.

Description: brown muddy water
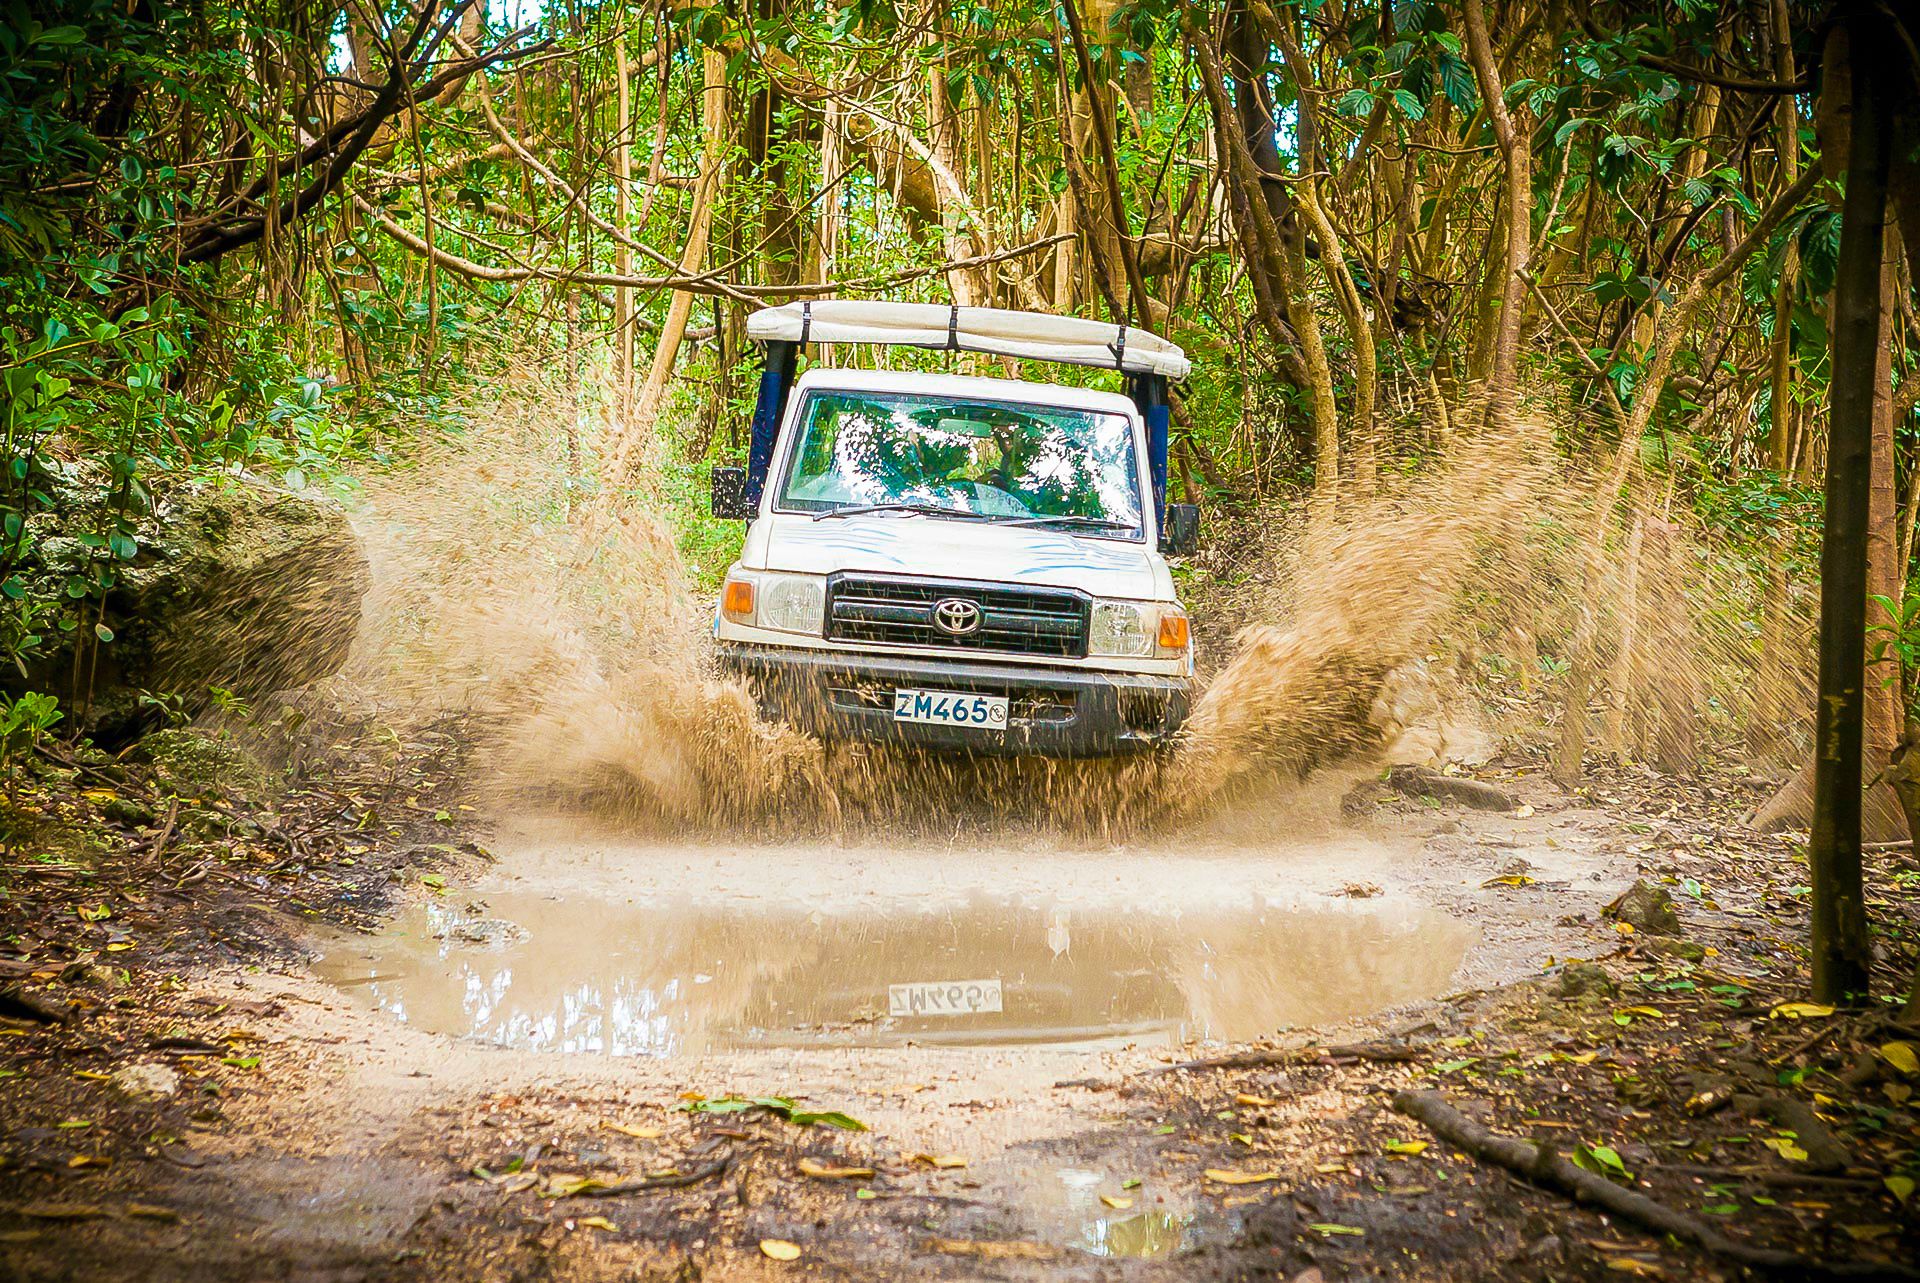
[[309, 833, 1476, 1056]]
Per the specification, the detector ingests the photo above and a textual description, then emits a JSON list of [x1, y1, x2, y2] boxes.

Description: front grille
[[826, 575, 1090, 659]]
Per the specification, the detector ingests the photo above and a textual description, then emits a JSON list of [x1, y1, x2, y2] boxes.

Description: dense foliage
[[0, 0, 1904, 718]]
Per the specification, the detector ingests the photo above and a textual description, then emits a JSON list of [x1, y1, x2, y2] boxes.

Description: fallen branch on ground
[[1391, 1090, 1916, 1280], [572, 1157, 730, 1196], [1384, 765, 1516, 811], [1155, 1040, 1420, 1074], [0, 985, 71, 1024]]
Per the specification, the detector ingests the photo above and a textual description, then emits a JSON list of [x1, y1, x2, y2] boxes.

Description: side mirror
[[711, 466, 755, 519], [1161, 503, 1200, 556]]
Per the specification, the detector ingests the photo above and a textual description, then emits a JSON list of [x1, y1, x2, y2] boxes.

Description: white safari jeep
[[709, 302, 1198, 757]]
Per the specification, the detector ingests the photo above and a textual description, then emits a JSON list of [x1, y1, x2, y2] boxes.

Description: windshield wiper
[[812, 502, 993, 522], [992, 515, 1137, 532]]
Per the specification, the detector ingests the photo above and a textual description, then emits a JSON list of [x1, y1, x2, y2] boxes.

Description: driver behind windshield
[[780, 389, 1143, 535]]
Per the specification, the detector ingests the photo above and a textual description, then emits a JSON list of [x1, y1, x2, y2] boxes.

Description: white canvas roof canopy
[[746, 301, 1190, 382]]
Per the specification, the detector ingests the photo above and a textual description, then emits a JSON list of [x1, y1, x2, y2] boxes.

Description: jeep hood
[[751, 515, 1171, 601]]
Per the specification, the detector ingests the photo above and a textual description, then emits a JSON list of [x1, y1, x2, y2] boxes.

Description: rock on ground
[[1605, 880, 1682, 935], [7, 475, 368, 740]]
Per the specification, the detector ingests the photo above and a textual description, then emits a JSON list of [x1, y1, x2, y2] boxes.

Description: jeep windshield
[[776, 390, 1145, 538]]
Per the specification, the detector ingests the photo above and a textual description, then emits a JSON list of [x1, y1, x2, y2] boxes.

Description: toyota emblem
[[932, 597, 983, 636]]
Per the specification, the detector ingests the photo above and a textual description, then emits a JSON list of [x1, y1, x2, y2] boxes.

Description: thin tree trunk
[[1463, 0, 1529, 428], [613, 36, 634, 418], [624, 50, 727, 457]]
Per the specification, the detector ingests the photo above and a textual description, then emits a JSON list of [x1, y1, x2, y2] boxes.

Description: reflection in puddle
[[1097, 1211, 1191, 1258], [1051, 1168, 1195, 1258], [311, 892, 1474, 1056]]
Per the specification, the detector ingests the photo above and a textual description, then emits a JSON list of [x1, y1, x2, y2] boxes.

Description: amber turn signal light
[[721, 578, 755, 622], [1157, 612, 1190, 650]]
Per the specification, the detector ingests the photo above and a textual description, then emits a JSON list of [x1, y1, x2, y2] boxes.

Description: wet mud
[[312, 876, 1474, 1056]]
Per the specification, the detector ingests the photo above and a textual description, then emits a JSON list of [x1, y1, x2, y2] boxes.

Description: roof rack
[[746, 301, 1189, 381]]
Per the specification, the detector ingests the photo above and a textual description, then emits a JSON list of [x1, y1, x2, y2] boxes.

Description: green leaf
[[789, 1110, 869, 1131], [1572, 1144, 1632, 1181], [1436, 51, 1476, 111], [1335, 88, 1377, 118]]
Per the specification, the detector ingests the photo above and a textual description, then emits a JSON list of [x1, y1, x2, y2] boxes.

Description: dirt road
[[4, 759, 1683, 1281]]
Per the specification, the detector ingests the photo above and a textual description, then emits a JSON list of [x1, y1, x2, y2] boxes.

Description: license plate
[[892, 688, 1008, 730], [889, 979, 1004, 1017]]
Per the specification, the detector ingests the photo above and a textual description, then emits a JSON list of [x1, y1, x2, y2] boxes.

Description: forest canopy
[[0, 0, 1908, 768]]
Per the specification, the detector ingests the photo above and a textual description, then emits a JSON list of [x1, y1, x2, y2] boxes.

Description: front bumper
[[717, 643, 1191, 757]]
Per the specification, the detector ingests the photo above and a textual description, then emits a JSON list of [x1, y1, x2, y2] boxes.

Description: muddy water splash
[[324, 369, 1796, 837], [334, 372, 828, 830]]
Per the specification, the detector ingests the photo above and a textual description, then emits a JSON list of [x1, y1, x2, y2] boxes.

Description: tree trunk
[[616, 50, 727, 472], [612, 36, 634, 419], [1807, 18, 1891, 1003], [1463, 0, 1529, 428]]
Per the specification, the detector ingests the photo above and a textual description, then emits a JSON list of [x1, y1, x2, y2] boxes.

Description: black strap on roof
[[1109, 322, 1128, 370], [799, 300, 812, 345], [946, 303, 960, 351]]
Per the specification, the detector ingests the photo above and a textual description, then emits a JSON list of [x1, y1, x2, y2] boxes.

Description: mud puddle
[[311, 873, 1475, 1056], [1012, 1164, 1217, 1258]]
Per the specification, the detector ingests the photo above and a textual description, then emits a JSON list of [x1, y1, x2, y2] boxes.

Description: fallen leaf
[[1482, 874, 1537, 887], [1383, 1140, 1428, 1156], [1314, 1162, 1348, 1174], [125, 1204, 178, 1222], [1841, 1224, 1894, 1242], [1883, 1175, 1913, 1203], [1768, 1002, 1835, 1020], [798, 1157, 874, 1180], [66, 1155, 109, 1169], [912, 1153, 967, 1169], [1514, 803, 1536, 817], [1099, 1194, 1133, 1209], [20, 1203, 108, 1220], [922, 1238, 1059, 1260], [575, 1216, 617, 1232], [1605, 1260, 1666, 1278], [600, 1120, 663, 1140], [789, 1110, 867, 1131], [1234, 1092, 1276, 1107], [760, 1239, 802, 1261], [1572, 1145, 1632, 1181], [542, 1175, 612, 1198], [1761, 1138, 1809, 1163], [1887, 1083, 1912, 1105], [678, 1095, 867, 1131], [1307, 1223, 1364, 1236], [855, 1188, 877, 1200], [1204, 1169, 1280, 1185], [1877, 1041, 1918, 1076]]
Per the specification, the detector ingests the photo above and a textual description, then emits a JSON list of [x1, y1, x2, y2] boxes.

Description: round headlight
[[1089, 600, 1154, 657], [759, 575, 825, 634]]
